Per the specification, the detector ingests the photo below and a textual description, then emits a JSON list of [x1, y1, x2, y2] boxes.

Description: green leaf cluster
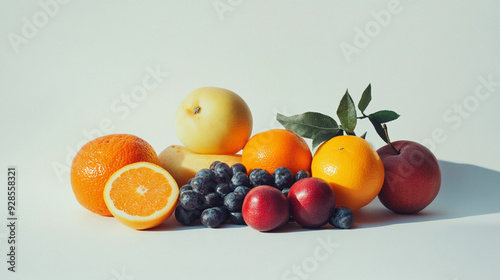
[[277, 84, 399, 149]]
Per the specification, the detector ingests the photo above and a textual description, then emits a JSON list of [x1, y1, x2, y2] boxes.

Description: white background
[[1, 1, 500, 279]]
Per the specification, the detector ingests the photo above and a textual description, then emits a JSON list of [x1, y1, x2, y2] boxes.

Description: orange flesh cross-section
[[109, 167, 171, 216]]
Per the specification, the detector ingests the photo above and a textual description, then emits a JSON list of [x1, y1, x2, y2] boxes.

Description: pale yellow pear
[[175, 87, 253, 154], [159, 145, 242, 186]]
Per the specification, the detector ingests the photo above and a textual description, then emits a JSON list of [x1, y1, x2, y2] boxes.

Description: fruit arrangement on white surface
[[70, 85, 441, 231]]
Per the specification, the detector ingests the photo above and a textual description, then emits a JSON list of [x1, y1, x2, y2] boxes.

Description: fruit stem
[[194, 106, 201, 114], [382, 124, 400, 155]]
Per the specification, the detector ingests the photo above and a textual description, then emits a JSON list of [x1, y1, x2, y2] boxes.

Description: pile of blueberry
[[174, 161, 311, 228]]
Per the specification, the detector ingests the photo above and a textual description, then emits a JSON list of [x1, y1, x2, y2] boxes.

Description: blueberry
[[249, 168, 274, 187], [231, 172, 250, 187], [329, 207, 354, 229], [179, 190, 206, 211], [195, 168, 216, 182], [295, 170, 310, 182], [273, 167, 294, 190], [175, 205, 200, 226], [214, 162, 233, 183], [201, 207, 227, 228], [282, 188, 290, 197], [218, 206, 230, 221], [179, 184, 193, 194], [223, 192, 245, 212], [229, 212, 246, 225], [233, 186, 251, 196], [191, 176, 216, 195], [210, 161, 222, 171], [216, 183, 232, 198], [231, 163, 247, 175], [205, 192, 223, 208]]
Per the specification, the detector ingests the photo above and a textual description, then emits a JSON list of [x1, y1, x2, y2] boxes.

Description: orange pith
[[104, 162, 179, 230]]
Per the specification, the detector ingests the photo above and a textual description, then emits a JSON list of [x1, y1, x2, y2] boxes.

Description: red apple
[[242, 185, 289, 232], [377, 140, 441, 214], [288, 177, 336, 228]]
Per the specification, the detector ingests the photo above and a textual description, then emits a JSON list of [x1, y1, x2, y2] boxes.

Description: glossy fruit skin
[[288, 177, 336, 228], [311, 135, 384, 211], [71, 134, 160, 216], [242, 129, 312, 176], [175, 87, 253, 154], [242, 186, 289, 232], [377, 140, 441, 214]]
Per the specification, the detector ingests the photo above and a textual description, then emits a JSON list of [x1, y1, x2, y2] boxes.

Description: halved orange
[[103, 162, 179, 230]]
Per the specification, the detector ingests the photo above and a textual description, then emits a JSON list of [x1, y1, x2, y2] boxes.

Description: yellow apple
[[175, 87, 253, 154], [158, 145, 242, 186]]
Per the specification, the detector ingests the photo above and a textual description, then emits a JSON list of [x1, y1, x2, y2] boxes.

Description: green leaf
[[369, 110, 400, 123], [358, 84, 372, 113], [336, 90, 357, 134], [312, 129, 339, 150], [276, 112, 338, 139], [368, 117, 388, 143]]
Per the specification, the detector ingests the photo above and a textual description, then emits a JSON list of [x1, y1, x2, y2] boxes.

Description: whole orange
[[311, 135, 384, 211], [242, 129, 312, 175], [70, 134, 161, 216]]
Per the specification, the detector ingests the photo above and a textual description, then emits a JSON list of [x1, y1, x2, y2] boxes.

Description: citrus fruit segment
[[242, 129, 312, 175], [70, 134, 161, 216], [103, 162, 179, 230], [311, 135, 384, 211]]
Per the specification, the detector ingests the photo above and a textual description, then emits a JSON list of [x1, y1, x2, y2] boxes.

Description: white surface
[[1, 1, 500, 279]]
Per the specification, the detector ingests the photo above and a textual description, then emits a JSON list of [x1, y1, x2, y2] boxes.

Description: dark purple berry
[[214, 162, 232, 183], [210, 161, 222, 171], [175, 205, 199, 226], [231, 172, 250, 187], [273, 167, 294, 190], [231, 163, 247, 175], [329, 207, 354, 229], [229, 212, 246, 225], [223, 192, 245, 212], [216, 183, 232, 198], [195, 168, 216, 182], [205, 192, 223, 208], [179, 190, 206, 211], [179, 184, 193, 194], [191, 176, 216, 195], [233, 186, 251, 196], [295, 170, 310, 182], [201, 207, 226, 228], [249, 168, 274, 187]]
